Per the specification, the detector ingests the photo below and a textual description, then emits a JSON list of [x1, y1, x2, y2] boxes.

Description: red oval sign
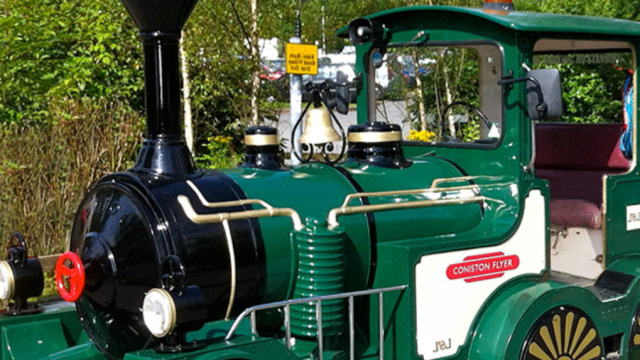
[[446, 252, 520, 283]]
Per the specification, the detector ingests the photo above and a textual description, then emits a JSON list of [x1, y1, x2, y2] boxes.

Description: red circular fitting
[[55, 251, 85, 302]]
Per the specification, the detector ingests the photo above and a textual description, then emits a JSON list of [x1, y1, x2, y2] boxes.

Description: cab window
[[374, 42, 503, 145]]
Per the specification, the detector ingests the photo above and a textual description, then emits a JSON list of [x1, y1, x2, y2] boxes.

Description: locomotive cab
[[355, 12, 637, 282], [344, 5, 640, 360]]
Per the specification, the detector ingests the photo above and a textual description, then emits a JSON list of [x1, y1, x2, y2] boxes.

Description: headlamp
[[0, 261, 15, 301], [143, 288, 177, 338]]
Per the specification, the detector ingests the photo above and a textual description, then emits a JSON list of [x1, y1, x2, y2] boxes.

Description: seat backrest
[[535, 123, 629, 171], [534, 123, 630, 205]]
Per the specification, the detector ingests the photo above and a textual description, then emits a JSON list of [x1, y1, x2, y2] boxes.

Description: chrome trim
[[379, 292, 385, 360], [225, 285, 407, 359]]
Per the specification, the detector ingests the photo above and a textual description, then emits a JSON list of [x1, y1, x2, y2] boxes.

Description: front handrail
[[177, 182, 304, 318], [225, 285, 407, 360], [178, 180, 303, 231]]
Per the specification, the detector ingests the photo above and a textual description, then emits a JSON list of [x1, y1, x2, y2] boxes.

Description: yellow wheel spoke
[[529, 342, 553, 360], [576, 345, 601, 360], [552, 315, 562, 356], [634, 333, 640, 346], [540, 326, 558, 358], [572, 328, 596, 359], [564, 312, 574, 354], [570, 317, 587, 355]]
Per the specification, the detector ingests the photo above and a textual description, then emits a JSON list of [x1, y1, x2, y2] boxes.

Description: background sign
[[285, 43, 318, 75]]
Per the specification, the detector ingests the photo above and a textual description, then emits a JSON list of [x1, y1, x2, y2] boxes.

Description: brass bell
[[298, 107, 341, 144]]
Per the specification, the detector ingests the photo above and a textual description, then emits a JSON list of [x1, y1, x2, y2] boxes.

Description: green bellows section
[[291, 219, 346, 338]]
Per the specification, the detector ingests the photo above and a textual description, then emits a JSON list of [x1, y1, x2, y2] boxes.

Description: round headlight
[[142, 288, 176, 338], [0, 261, 15, 301]]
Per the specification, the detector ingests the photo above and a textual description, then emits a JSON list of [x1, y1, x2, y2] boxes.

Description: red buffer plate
[[55, 251, 85, 302]]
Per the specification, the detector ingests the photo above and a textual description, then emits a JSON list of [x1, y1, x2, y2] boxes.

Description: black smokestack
[[122, 0, 199, 176]]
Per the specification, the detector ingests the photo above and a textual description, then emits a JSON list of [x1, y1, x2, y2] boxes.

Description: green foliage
[[460, 119, 480, 141], [534, 53, 630, 124], [515, 0, 634, 125], [183, 1, 284, 151], [557, 63, 625, 124], [195, 136, 242, 169], [0, 100, 142, 255], [0, 0, 144, 125]]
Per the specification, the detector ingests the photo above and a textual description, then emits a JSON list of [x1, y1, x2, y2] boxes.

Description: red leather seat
[[549, 199, 601, 229], [535, 123, 629, 229]]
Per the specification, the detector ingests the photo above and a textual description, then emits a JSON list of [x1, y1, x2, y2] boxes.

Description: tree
[[0, 0, 143, 124]]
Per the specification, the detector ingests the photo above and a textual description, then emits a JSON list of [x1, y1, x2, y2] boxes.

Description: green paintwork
[[342, 4, 640, 360], [290, 218, 346, 338], [6, 4, 640, 360], [222, 163, 371, 300], [0, 302, 102, 359], [338, 6, 640, 36]]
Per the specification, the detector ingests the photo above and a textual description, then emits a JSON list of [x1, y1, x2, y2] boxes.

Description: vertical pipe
[[141, 32, 182, 139], [349, 296, 355, 360], [290, 220, 346, 338], [250, 312, 257, 335], [285, 305, 292, 349], [379, 292, 384, 360], [289, 36, 303, 165], [133, 31, 196, 175], [317, 300, 324, 360]]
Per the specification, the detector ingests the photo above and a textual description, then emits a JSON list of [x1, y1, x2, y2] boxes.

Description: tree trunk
[[412, 50, 427, 131], [180, 31, 194, 154], [440, 48, 455, 137], [250, 0, 260, 126]]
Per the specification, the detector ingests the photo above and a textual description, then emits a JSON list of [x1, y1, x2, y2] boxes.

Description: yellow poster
[[285, 43, 318, 75]]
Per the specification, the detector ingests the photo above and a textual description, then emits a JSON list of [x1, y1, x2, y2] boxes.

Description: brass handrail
[[327, 179, 484, 229], [179, 180, 303, 231], [335, 184, 480, 210], [178, 195, 303, 231], [178, 182, 304, 318], [328, 196, 484, 229]]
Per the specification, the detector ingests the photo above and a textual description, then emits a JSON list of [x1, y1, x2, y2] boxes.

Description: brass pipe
[[328, 196, 484, 229], [177, 195, 304, 231], [338, 184, 480, 209], [430, 176, 477, 188], [187, 180, 274, 210]]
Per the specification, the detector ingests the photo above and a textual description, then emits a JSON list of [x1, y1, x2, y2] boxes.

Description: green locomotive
[[0, 0, 639, 359]]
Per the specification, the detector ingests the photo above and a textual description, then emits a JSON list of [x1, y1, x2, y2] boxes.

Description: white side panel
[[627, 204, 640, 231], [415, 190, 546, 359]]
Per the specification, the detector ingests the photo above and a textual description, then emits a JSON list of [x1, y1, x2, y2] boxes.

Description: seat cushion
[[549, 198, 601, 229]]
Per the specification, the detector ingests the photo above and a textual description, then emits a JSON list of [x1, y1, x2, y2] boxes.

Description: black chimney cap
[[121, 0, 199, 33]]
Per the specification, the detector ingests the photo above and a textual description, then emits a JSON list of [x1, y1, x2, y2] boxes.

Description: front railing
[[225, 285, 407, 360]]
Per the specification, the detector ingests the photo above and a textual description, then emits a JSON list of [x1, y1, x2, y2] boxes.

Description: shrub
[[0, 99, 142, 255]]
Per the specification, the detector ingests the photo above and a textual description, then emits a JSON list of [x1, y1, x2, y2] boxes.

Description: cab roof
[[338, 6, 640, 37]]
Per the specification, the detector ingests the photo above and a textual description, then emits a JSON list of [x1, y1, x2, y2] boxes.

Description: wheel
[[627, 302, 640, 358], [520, 306, 602, 360]]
